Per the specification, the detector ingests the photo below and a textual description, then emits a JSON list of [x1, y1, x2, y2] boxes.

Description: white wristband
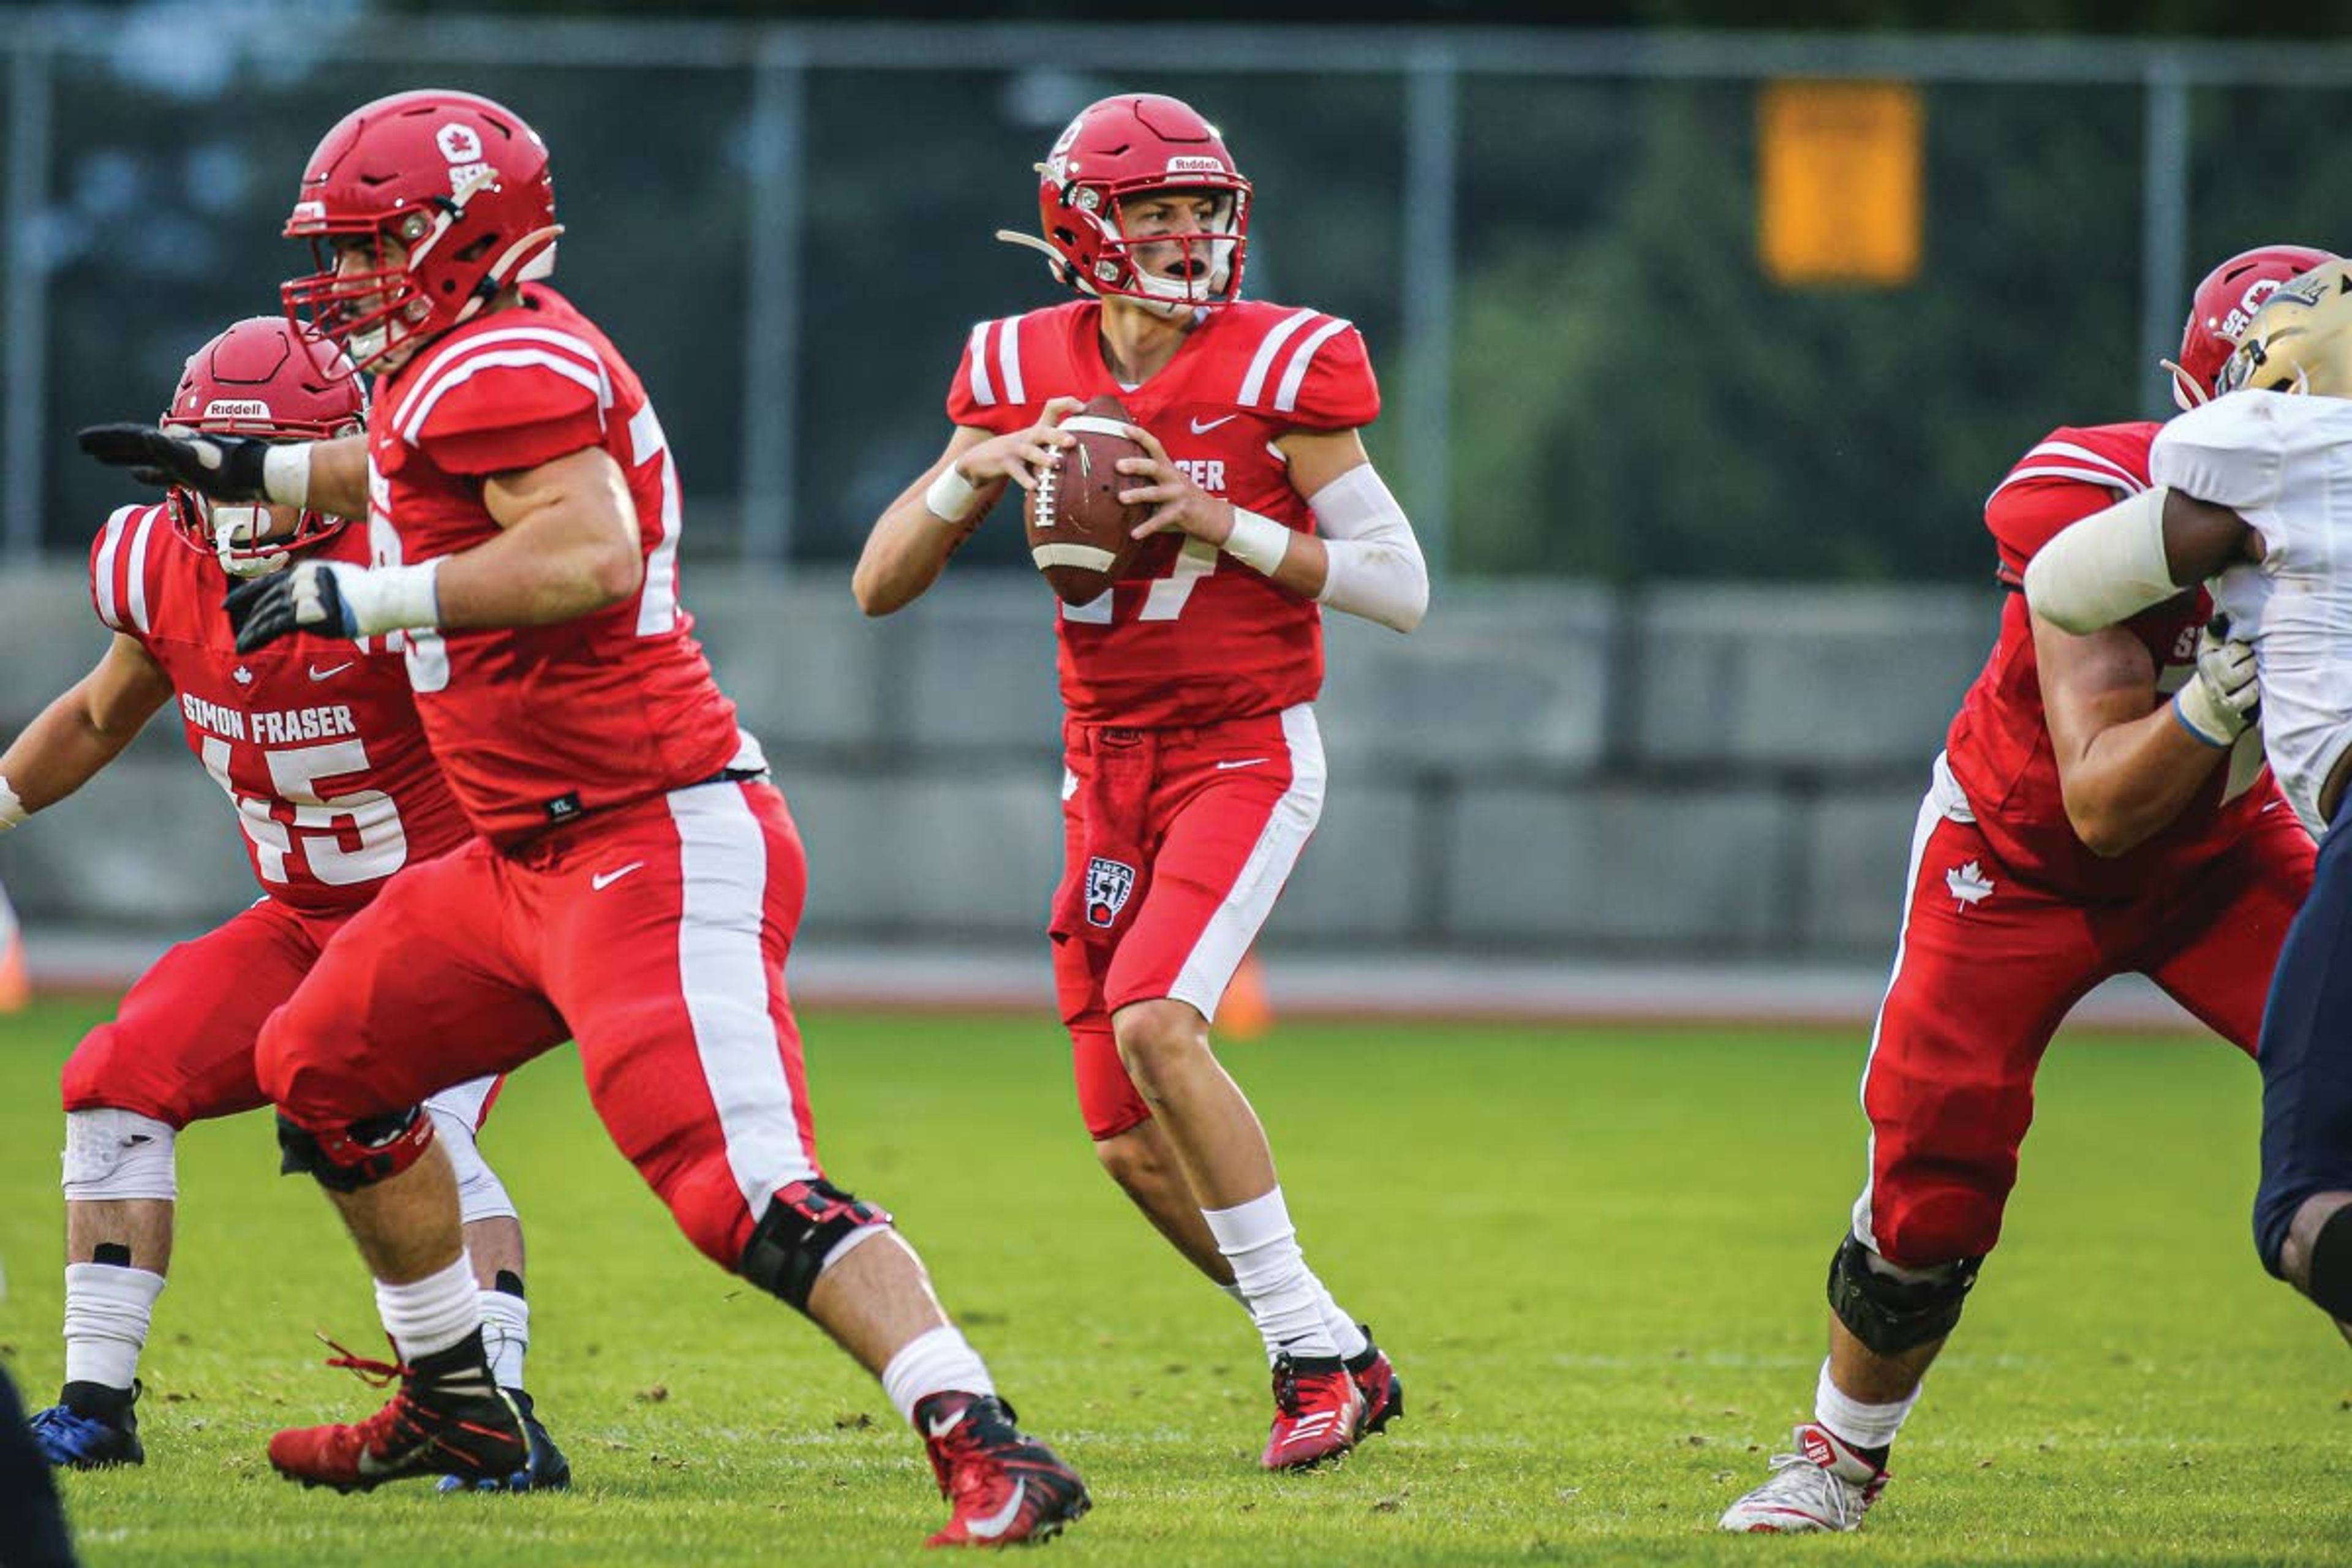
[[1221, 507, 1292, 575], [924, 465, 981, 525], [262, 443, 314, 508], [338, 559, 443, 635], [0, 775, 24, 831]]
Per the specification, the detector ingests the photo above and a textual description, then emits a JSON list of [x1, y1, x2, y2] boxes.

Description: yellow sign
[[1758, 81, 1923, 288]]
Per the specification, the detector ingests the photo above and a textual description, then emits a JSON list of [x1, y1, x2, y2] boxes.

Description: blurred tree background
[[12, 1, 2352, 585]]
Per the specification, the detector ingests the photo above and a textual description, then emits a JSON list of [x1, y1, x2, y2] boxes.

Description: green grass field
[[1, 997, 2344, 1566]]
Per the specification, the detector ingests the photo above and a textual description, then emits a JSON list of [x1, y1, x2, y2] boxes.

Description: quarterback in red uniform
[[1718, 246, 2328, 1534], [10, 317, 564, 1488], [854, 93, 1428, 1469], [80, 90, 1086, 1547]]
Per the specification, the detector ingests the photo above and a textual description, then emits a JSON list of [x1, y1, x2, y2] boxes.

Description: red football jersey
[[1943, 421, 2286, 899], [87, 504, 470, 915], [947, 299, 1381, 728], [368, 285, 750, 848]]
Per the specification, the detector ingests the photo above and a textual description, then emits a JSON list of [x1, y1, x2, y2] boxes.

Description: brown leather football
[[1027, 394, 1150, 605]]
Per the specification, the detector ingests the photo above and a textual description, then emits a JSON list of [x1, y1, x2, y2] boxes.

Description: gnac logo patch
[[1085, 857, 1137, 929]]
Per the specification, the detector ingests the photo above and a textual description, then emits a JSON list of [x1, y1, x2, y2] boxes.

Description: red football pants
[[60, 896, 503, 1134], [1052, 705, 1325, 1140], [1856, 785, 2312, 1268], [258, 779, 821, 1270]]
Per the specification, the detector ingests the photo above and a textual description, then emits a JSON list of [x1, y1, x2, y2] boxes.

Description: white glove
[[2172, 620, 2260, 747]]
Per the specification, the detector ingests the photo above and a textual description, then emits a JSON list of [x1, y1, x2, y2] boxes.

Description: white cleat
[[1717, 1423, 1887, 1534]]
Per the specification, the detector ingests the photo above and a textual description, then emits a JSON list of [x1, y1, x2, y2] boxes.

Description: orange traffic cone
[[1216, 951, 1275, 1042]]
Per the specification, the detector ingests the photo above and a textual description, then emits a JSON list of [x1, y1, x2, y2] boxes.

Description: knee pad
[[1826, 1233, 1982, 1355], [426, 1103, 517, 1225], [740, 1178, 894, 1312], [2305, 1205, 2352, 1321], [59, 1109, 178, 1202], [276, 1106, 436, 1193]]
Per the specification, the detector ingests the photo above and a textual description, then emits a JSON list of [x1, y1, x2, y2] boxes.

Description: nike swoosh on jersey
[[309, 662, 356, 681], [1215, 757, 1272, 771], [590, 862, 646, 891], [1189, 414, 1238, 434], [965, 1479, 1028, 1540]]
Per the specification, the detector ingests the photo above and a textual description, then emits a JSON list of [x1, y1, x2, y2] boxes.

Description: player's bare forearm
[[447, 446, 646, 627], [0, 637, 173, 813], [852, 482, 973, 617], [2162, 490, 2261, 580], [853, 426, 1020, 617], [304, 435, 371, 519], [2056, 700, 2227, 856], [2035, 615, 2222, 856]]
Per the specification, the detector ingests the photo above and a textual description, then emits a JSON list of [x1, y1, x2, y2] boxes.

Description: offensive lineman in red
[[78, 91, 1088, 1545], [1717, 246, 2328, 1534], [14, 318, 564, 1488], [855, 93, 1428, 1469]]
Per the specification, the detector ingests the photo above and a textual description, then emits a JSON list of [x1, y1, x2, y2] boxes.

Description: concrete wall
[[0, 567, 1996, 962]]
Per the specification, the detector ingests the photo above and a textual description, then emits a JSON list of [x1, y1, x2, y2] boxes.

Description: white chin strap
[[210, 505, 291, 578]]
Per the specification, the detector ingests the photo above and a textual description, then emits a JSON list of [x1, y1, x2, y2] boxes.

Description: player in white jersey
[[2025, 258, 2352, 1339]]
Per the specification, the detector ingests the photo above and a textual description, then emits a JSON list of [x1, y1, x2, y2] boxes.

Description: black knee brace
[[276, 1107, 436, 1193], [2305, 1205, 2352, 1321], [740, 1179, 894, 1312], [1826, 1234, 1982, 1355]]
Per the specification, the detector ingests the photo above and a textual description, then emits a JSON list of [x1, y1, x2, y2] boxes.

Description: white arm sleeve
[[1306, 464, 1429, 633], [2020, 486, 2180, 633]]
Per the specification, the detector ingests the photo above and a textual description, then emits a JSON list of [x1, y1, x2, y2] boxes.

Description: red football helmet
[[281, 89, 562, 372], [2166, 243, 2337, 410], [999, 94, 1253, 311], [163, 317, 366, 576]]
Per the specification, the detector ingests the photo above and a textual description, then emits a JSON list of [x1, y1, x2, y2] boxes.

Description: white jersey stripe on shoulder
[[92, 506, 139, 631], [1271, 316, 1353, 415], [123, 505, 162, 634], [397, 351, 608, 448], [967, 322, 997, 407], [996, 317, 1025, 405], [394, 327, 609, 442], [1237, 309, 1321, 407], [2019, 440, 2144, 488], [401, 323, 605, 394], [1985, 464, 2148, 508]]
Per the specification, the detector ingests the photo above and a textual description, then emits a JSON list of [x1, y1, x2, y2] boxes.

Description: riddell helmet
[[2166, 243, 2337, 410], [2218, 259, 2352, 400], [281, 89, 562, 372], [997, 94, 1253, 311], [163, 317, 367, 577]]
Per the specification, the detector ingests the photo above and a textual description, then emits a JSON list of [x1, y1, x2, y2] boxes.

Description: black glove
[[78, 424, 271, 502], [224, 561, 356, 654]]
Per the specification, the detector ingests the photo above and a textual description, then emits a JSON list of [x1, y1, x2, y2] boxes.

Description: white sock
[[1224, 1277, 1368, 1364], [1313, 1282, 1371, 1362], [62, 1262, 166, 1390], [1813, 1357, 1920, 1453], [478, 1288, 530, 1390], [375, 1253, 482, 1362], [880, 1324, 995, 1427], [1202, 1187, 1339, 1360]]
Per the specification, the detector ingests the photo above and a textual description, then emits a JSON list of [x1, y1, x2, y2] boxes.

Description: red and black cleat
[[267, 1330, 527, 1494], [1259, 1352, 1365, 1471], [1344, 1327, 1404, 1441], [915, 1390, 1091, 1548]]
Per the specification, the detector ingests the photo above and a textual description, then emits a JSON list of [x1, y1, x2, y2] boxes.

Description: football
[[1027, 394, 1150, 605]]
